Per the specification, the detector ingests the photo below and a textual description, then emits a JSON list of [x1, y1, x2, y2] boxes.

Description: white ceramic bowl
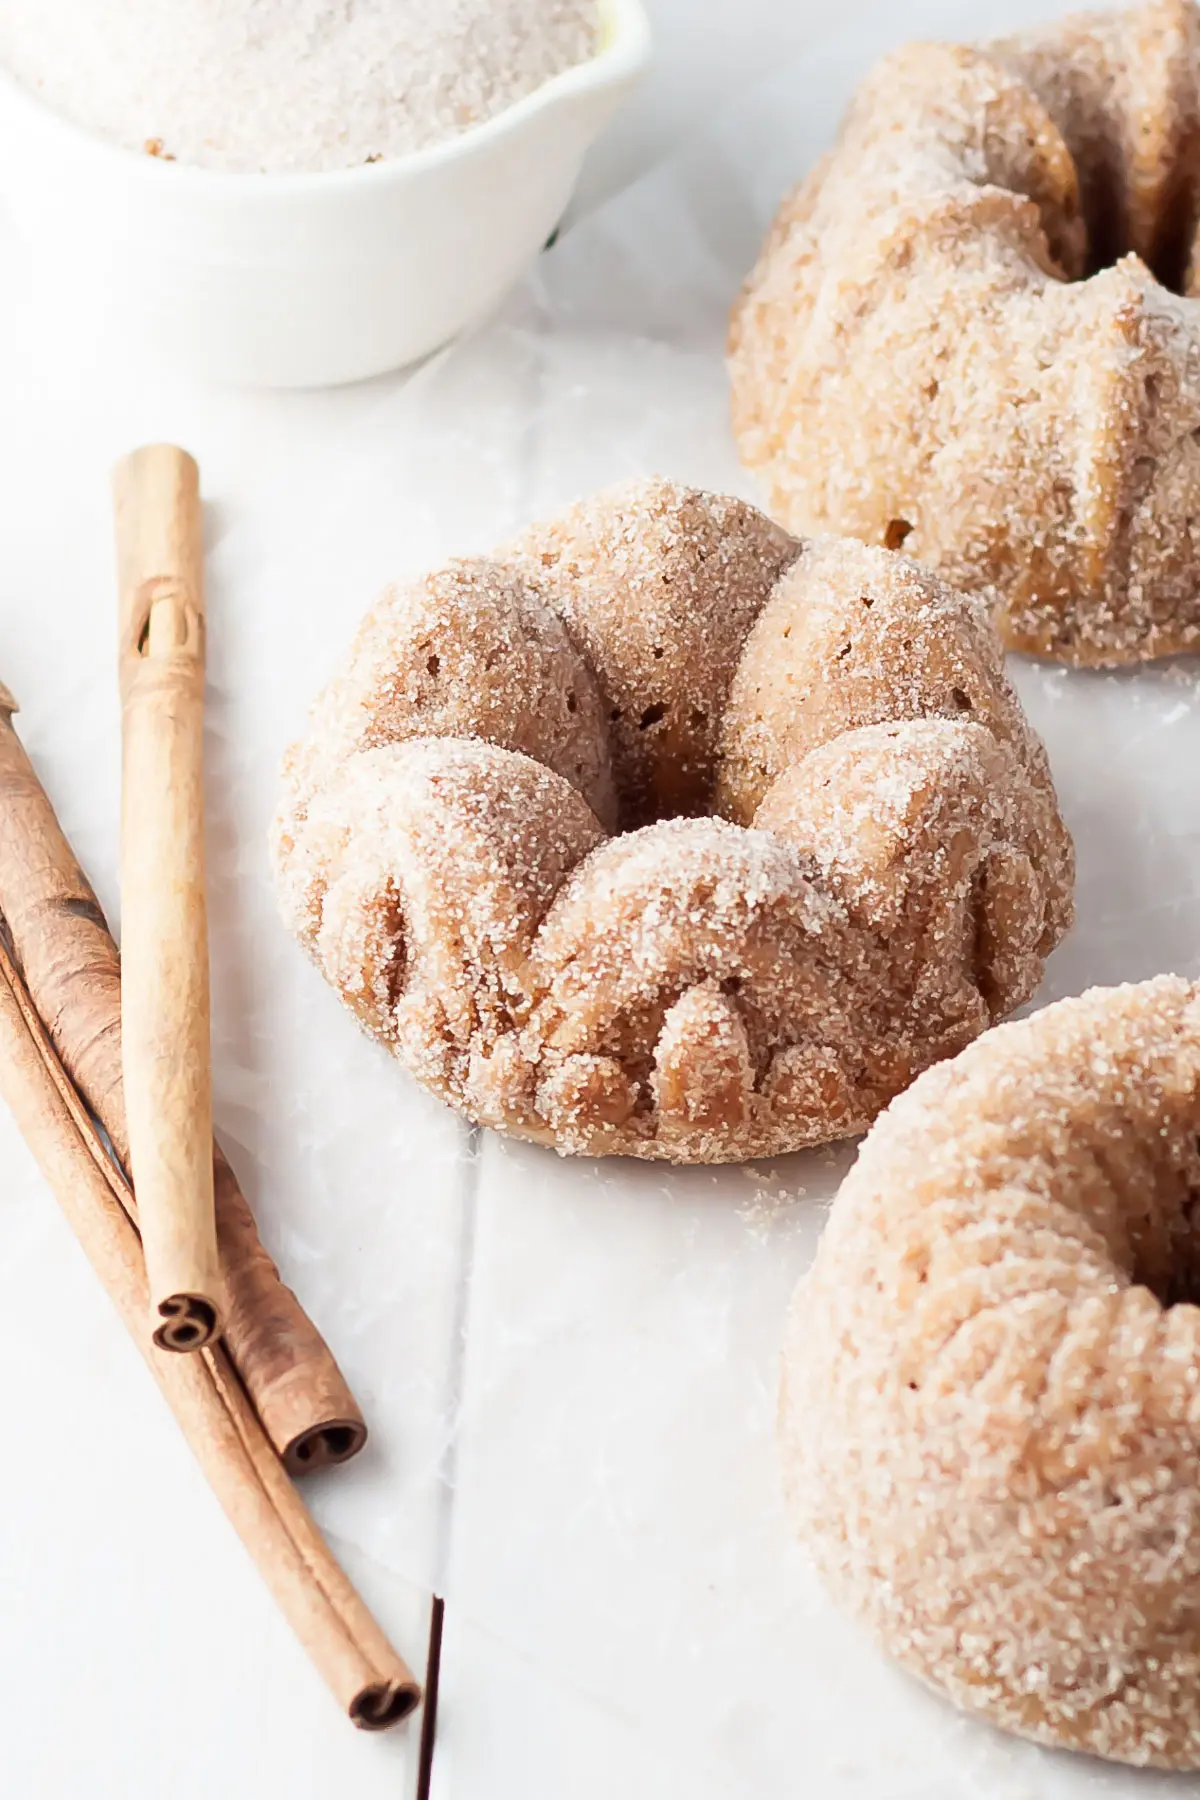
[[0, 0, 650, 387]]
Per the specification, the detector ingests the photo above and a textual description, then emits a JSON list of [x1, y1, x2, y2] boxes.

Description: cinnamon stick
[[115, 445, 225, 1351], [0, 691, 367, 1471], [0, 934, 420, 1728]]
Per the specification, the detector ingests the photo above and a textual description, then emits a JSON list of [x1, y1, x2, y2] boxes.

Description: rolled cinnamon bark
[[115, 445, 225, 1351], [0, 937, 419, 1728], [0, 690, 366, 1471]]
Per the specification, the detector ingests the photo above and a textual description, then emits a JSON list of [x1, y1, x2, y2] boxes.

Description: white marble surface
[[2, 1, 1197, 1797]]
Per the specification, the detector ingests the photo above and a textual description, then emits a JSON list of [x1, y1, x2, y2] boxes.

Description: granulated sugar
[[0, 0, 599, 172]]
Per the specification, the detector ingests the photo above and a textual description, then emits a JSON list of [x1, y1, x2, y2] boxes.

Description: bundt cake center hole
[[1134, 1234, 1200, 1309], [1064, 153, 1199, 294], [1127, 1152, 1200, 1310]]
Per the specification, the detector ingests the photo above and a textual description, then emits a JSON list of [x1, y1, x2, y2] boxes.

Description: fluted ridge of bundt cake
[[272, 480, 1073, 1162], [781, 978, 1200, 1767], [731, 0, 1200, 665]]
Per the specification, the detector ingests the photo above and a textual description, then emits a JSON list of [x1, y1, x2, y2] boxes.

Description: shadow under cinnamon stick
[[0, 687, 366, 1474]]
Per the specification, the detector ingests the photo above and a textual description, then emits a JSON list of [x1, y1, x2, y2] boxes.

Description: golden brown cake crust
[[272, 480, 1073, 1162], [781, 978, 1200, 1769], [730, 0, 1200, 666]]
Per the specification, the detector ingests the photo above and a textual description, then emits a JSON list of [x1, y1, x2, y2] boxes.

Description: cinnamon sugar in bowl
[[0, 0, 650, 385]]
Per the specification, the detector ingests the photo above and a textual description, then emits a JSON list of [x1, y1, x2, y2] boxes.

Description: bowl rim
[[0, 0, 652, 194]]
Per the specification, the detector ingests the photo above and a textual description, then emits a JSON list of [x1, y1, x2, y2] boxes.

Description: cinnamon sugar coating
[[781, 979, 1200, 1768], [272, 480, 1073, 1162], [731, 0, 1200, 666], [280, 558, 619, 833], [505, 484, 799, 824]]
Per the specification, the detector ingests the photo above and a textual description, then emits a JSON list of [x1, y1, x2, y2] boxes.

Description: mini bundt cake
[[731, 0, 1200, 665], [272, 481, 1073, 1162], [781, 978, 1200, 1768]]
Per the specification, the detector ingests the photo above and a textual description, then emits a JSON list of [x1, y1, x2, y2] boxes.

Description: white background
[[2, 3, 1198, 1798]]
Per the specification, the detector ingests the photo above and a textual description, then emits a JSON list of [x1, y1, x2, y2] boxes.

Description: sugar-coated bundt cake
[[731, 0, 1200, 666], [781, 978, 1200, 1768], [272, 481, 1073, 1162]]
